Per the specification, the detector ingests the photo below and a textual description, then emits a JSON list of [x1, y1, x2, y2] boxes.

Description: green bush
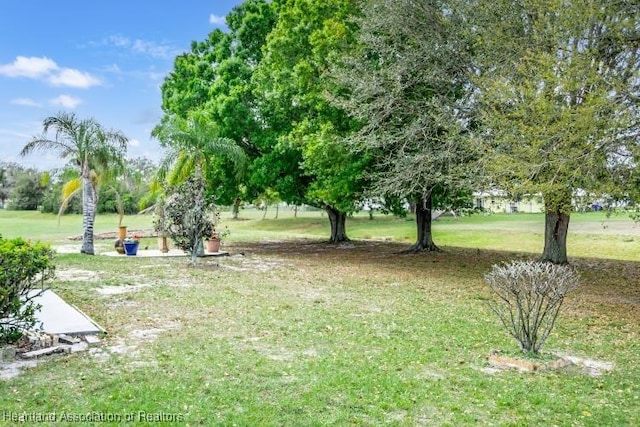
[[0, 235, 55, 343]]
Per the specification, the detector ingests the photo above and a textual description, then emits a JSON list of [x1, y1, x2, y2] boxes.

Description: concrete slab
[[30, 290, 104, 336], [101, 249, 229, 257]]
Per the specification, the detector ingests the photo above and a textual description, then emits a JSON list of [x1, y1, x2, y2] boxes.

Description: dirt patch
[[52, 244, 82, 254], [0, 359, 40, 380], [221, 255, 287, 272], [92, 322, 181, 363], [55, 268, 100, 282], [485, 351, 614, 377], [96, 283, 152, 296]]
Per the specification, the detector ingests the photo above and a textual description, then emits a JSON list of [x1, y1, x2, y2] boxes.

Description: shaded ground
[[228, 238, 640, 319]]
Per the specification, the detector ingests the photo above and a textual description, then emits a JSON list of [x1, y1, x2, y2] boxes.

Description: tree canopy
[[472, 0, 640, 263], [252, 0, 367, 242], [152, 0, 638, 261], [158, 0, 280, 215], [330, 0, 477, 250]]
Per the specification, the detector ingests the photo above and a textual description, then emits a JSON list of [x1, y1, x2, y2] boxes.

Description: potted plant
[[152, 196, 170, 253], [115, 213, 127, 254], [123, 234, 141, 256], [205, 231, 221, 253], [113, 184, 128, 254], [205, 226, 229, 253]]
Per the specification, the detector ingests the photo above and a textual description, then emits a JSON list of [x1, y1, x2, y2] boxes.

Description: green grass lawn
[[1, 209, 639, 426]]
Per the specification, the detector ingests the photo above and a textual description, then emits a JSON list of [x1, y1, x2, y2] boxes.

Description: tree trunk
[[325, 205, 349, 243], [191, 239, 204, 264], [541, 211, 570, 264], [80, 172, 96, 255], [541, 188, 572, 264], [232, 198, 241, 219], [408, 194, 440, 252]]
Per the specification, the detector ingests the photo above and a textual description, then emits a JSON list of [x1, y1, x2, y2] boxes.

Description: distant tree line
[[0, 158, 157, 216]]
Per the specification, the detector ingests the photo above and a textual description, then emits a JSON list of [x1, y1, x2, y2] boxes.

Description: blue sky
[[0, 1, 243, 171]]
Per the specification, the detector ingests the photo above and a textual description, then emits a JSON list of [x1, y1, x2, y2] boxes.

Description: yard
[[0, 209, 638, 425]]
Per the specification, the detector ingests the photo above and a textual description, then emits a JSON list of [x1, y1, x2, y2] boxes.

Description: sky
[[0, 1, 244, 171]]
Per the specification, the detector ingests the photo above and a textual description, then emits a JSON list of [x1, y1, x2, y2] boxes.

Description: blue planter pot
[[123, 241, 139, 256]]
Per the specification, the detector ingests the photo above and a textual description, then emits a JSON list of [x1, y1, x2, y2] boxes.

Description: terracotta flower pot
[[205, 238, 221, 253], [118, 225, 127, 240], [158, 236, 169, 253]]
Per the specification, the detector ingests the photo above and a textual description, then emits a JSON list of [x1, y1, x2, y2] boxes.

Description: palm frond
[[152, 112, 248, 183], [58, 180, 81, 226], [62, 178, 81, 200]]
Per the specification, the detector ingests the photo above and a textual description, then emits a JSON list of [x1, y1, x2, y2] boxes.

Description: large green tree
[[21, 112, 128, 255], [473, 0, 639, 263], [159, 0, 280, 217], [252, 0, 367, 242], [0, 162, 26, 209], [331, 0, 476, 251]]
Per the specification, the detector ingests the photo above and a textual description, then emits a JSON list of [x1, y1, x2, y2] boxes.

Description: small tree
[[485, 261, 579, 354], [163, 171, 215, 264], [0, 235, 55, 343]]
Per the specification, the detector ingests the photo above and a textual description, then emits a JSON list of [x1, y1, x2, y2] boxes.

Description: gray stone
[[84, 335, 101, 345], [58, 334, 81, 344], [20, 346, 66, 359]]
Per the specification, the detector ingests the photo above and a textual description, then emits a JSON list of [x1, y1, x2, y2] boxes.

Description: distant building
[[473, 190, 544, 214]]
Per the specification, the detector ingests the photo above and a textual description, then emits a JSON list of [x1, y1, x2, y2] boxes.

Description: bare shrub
[[485, 261, 579, 354]]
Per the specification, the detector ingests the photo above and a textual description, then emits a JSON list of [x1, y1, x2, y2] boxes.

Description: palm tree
[[151, 112, 247, 185], [21, 111, 128, 255]]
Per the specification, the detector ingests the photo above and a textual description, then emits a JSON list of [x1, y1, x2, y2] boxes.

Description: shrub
[[484, 261, 579, 354], [164, 171, 216, 264], [0, 235, 55, 343]]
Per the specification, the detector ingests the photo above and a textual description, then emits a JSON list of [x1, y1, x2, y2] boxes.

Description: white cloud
[[209, 14, 226, 26], [131, 39, 174, 59], [101, 34, 176, 59], [0, 56, 101, 89], [104, 64, 122, 74], [128, 138, 141, 147], [108, 34, 130, 47], [48, 68, 101, 88], [50, 95, 82, 108], [0, 56, 57, 78], [10, 98, 42, 108]]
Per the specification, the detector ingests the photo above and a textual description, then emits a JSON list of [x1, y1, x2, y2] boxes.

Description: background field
[[1, 208, 638, 261], [0, 209, 638, 426]]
